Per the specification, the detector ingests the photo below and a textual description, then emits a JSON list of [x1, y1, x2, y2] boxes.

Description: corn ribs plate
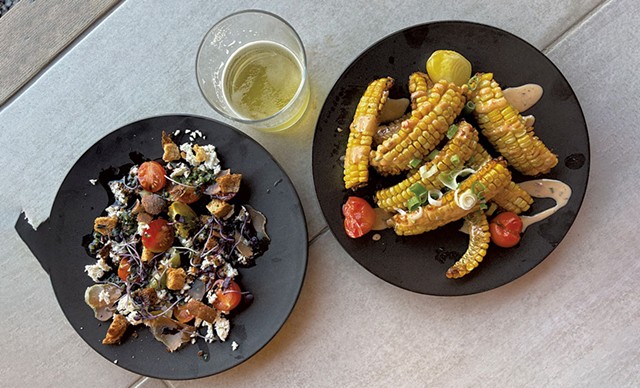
[[312, 21, 589, 296]]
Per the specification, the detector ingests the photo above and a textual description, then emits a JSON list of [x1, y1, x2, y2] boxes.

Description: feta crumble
[[108, 181, 129, 205], [170, 163, 190, 178], [206, 289, 218, 305], [220, 263, 238, 278], [98, 289, 112, 304], [231, 341, 239, 351], [203, 321, 215, 343], [117, 295, 143, 325], [85, 259, 111, 282], [89, 179, 97, 185], [215, 315, 230, 341]]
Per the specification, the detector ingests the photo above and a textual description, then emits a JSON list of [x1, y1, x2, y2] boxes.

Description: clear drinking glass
[[196, 10, 310, 132]]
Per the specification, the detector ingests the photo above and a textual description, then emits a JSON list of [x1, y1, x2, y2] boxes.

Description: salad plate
[[16, 115, 308, 379], [312, 21, 589, 296]]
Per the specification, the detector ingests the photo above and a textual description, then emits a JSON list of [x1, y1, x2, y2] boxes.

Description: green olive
[[168, 201, 197, 238]]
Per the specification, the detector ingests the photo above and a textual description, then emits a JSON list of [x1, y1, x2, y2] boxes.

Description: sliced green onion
[[419, 164, 439, 179], [446, 124, 459, 139], [409, 158, 422, 168], [486, 202, 498, 216], [471, 181, 487, 200], [427, 189, 443, 206], [407, 196, 421, 211], [467, 75, 479, 91], [462, 100, 476, 115], [479, 203, 488, 210], [409, 182, 428, 198], [428, 149, 440, 160], [451, 154, 461, 166], [439, 172, 457, 191]]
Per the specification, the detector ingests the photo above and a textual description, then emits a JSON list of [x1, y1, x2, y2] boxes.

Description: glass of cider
[[196, 10, 310, 132]]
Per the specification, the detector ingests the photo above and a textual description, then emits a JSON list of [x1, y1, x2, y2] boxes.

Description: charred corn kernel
[[467, 142, 492, 170], [446, 210, 490, 279], [373, 114, 408, 146], [375, 121, 478, 211], [492, 181, 534, 214], [390, 158, 511, 236], [409, 72, 433, 110], [343, 77, 394, 189], [470, 73, 558, 175], [371, 81, 466, 175]]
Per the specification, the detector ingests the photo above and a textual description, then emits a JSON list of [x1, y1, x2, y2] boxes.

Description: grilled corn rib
[[467, 143, 533, 214], [371, 81, 466, 175], [470, 72, 558, 175], [343, 77, 394, 189], [373, 114, 408, 146], [446, 211, 490, 279], [390, 158, 511, 236], [375, 121, 478, 212]]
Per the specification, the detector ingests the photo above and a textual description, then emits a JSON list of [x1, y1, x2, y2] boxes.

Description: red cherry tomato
[[141, 219, 175, 253], [342, 197, 376, 238], [138, 161, 167, 192], [212, 279, 242, 312], [489, 212, 523, 248], [118, 258, 131, 281]]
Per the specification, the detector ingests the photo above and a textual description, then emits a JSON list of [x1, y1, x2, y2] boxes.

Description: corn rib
[[446, 211, 490, 279], [375, 121, 478, 212], [390, 158, 511, 236], [343, 77, 394, 189], [470, 73, 558, 175]]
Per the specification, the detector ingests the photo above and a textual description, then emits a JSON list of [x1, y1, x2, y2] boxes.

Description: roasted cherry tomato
[[212, 279, 242, 312], [489, 212, 523, 248], [342, 196, 376, 238], [141, 218, 175, 253], [138, 161, 167, 192], [173, 304, 195, 323], [118, 258, 131, 282]]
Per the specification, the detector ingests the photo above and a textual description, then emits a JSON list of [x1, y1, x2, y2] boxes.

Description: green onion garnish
[[471, 181, 487, 198], [462, 100, 476, 115], [446, 124, 458, 139], [407, 196, 421, 211], [467, 75, 479, 91], [451, 154, 461, 166], [409, 182, 428, 198], [479, 203, 488, 210], [409, 158, 421, 168], [428, 149, 440, 160]]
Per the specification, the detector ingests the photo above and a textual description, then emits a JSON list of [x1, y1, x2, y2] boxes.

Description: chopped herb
[[409, 182, 428, 198], [462, 100, 476, 115], [479, 203, 488, 210], [467, 75, 479, 91], [446, 124, 458, 139]]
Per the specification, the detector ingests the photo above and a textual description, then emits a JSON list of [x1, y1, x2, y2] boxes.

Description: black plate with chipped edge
[[312, 21, 589, 296], [15, 115, 308, 379]]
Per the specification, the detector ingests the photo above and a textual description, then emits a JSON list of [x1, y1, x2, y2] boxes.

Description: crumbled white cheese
[[220, 263, 238, 278], [180, 143, 197, 166], [105, 205, 124, 218], [156, 289, 168, 300], [203, 321, 216, 343], [200, 144, 220, 172], [98, 289, 111, 304], [89, 179, 97, 185], [200, 256, 217, 271], [136, 221, 149, 236], [170, 163, 190, 178], [173, 129, 181, 136], [231, 341, 239, 351], [206, 289, 218, 305], [108, 240, 129, 265], [85, 258, 112, 282], [178, 236, 193, 248], [215, 315, 230, 341], [108, 181, 129, 205]]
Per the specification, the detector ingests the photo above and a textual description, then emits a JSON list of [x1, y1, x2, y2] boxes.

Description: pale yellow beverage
[[223, 41, 303, 121]]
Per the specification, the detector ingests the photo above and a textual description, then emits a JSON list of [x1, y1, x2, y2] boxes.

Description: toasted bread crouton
[[206, 199, 233, 219], [185, 299, 217, 323], [166, 267, 187, 290], [138, 287, 159, 307], [162, 131, 180, 162], [216, 173, 242, 195], [102, 314, 128, 345], [141, 247, 154, 263], [193, 144, 208, 164], [94, 216, 118, 236]]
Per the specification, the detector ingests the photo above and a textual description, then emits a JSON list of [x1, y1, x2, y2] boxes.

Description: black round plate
[[18, 115, 307, 379], [312, 21, 589, 296]]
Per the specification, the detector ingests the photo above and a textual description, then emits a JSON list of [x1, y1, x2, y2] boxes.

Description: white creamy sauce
[[503, 84, 543, 113], [372, 208, 392, 230], [518, 179, 572, 231]]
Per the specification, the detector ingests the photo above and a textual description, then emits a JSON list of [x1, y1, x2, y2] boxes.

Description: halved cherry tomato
[[489, 212, 523, 248], [118, 258, 131, 281], [141, 218, 175, 253], [173, 304, 195, 323], [138, 161, 166, 192], [212, 279, 242, 312], [342, 196, 376, 238]]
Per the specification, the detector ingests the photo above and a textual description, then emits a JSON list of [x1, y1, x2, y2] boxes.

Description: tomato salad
[[84, 131, 269, 351]]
